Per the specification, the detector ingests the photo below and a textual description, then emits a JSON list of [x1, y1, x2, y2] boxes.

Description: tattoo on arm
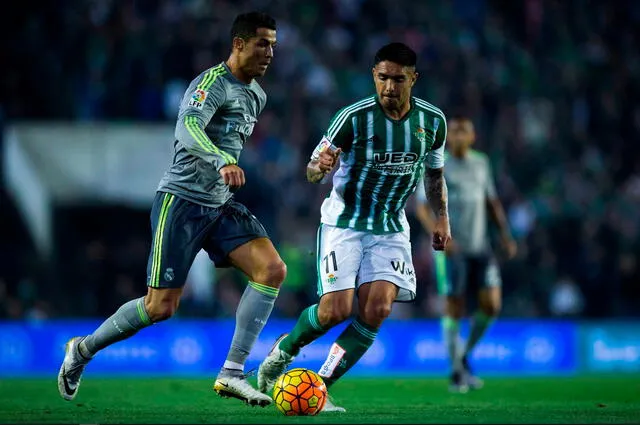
[[426, 167, 448, 217], [306, 161, 326, 183]]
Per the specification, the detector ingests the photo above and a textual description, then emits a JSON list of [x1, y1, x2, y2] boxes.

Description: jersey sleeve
[[425, 115, 447, 169], [257, 85, 268, 114], [485, 156, 498, 199], [174, 73, 237, 170], [310, 108, 354, 161]]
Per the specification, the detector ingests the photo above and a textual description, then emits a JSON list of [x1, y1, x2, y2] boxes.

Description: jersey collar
[[375, 95, 415, 125]]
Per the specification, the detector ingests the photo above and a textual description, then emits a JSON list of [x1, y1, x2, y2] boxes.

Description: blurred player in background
[[58, 12, 283, 407], [414, 114, 517, 393], [258, 42, 450, 412]]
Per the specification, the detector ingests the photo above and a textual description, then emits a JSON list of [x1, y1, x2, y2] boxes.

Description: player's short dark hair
[[374, 42, 417, 67], [231, 12, 276, 41]]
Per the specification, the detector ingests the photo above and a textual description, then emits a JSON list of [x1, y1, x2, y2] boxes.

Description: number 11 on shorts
[[323, 251, 338, 273]]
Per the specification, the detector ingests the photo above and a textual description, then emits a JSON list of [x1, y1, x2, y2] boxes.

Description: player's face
[[372, 61, 417, 111], [237, 28, 277, 78], [447, 119, 475, 151]]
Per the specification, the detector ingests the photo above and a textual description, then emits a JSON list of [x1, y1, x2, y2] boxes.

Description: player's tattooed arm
[[426, 167, 448, 218], [426, 167, 451, 251]]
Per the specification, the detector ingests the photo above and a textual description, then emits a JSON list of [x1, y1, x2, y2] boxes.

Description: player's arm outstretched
[[484, 162, 517, 259], [424, 117, 451, 251], [174, 73, 245, 189]]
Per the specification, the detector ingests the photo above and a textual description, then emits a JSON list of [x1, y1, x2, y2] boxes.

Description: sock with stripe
[[279, 304, 330, 356], [318, 316, 378, 388], [463, 311, 495, 359], [441, 315, 463, 371], [80, 296, 152, 357], [223, 281, 279, 371]]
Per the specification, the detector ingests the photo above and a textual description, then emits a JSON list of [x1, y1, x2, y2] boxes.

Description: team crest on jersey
[[326, 273, 337, 285], [188, 89, 208, 109], [414, 127, 426, 143]]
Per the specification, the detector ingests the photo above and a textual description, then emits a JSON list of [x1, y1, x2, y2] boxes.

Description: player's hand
[[219, 164, 245, 189], [501, 235, 517, 259], [432, 217, 451, 251], [318, 148, 341, 173], [444, 238, 458, 256]]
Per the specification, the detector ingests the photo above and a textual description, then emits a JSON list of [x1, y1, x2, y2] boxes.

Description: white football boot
[[323, 394, 346, 413], [257, 334, 295, 394], [214, 368, 272, 407], [57, 337, 91, 401]]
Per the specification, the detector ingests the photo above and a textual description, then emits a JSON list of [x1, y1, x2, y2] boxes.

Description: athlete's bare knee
[[445, 296, 465, 319], [318, 296, 351, 327], [319, 308, 350, 327], [480, 301, 501, 317], [255, 259, 287, 287], [479, 289, 501, 317], [361, 301, 392, 328]]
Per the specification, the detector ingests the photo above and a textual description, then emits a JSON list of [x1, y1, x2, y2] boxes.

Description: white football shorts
[[315, 223, 416, 302]]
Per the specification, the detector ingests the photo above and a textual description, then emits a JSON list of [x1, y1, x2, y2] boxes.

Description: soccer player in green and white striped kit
[[58, 12, 283, 407], [414, 114, 517, 393], [258, 42, 451, 412]]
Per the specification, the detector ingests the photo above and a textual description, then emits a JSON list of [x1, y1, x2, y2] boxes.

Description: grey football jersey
[[157, 62, 267, 207], [416, 150, 497, 255]]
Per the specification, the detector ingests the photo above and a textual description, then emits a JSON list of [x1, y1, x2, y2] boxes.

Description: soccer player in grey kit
[[414, 114, 517, 393], [58, 12, 282, 407]]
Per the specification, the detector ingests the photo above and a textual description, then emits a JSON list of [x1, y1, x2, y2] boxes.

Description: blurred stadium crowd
[[1, 0, 639, 320]]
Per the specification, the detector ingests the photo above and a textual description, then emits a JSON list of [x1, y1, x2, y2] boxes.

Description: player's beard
[[381, 95, 402, 112]]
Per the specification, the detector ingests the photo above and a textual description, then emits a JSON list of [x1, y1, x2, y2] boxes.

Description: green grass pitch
[[1, 376, 638, 423]]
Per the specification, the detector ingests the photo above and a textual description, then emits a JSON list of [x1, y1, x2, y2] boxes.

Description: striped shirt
[[157, 62, 267, 207], [313, 95, 446, 234]]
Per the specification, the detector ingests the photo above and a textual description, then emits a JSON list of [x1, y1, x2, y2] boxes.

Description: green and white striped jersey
[[313, 95, 446, 234]]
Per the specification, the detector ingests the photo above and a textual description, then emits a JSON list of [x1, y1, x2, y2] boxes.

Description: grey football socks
[[442, 316, 463, 371], [80, 297, 152, 357], [222, 282, 279, 371]]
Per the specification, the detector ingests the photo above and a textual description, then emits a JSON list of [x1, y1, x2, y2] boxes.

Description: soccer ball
[[272, 368, 327, 416]]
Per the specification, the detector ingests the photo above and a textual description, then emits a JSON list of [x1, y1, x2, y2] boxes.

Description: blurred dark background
[[1, 0, 639, 320]]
